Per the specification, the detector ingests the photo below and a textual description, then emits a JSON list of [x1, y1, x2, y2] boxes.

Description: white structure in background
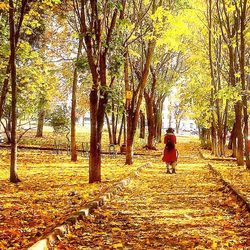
[[81, 103, 197, 134], [77, 88, 198, 135], [77, 112, 91, 126], [162, 88, 198, 135]]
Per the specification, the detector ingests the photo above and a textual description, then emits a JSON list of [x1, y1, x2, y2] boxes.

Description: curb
[[207, 163, 250, 213], [198, 149, 236, 162], [28, 162, 151, 250]]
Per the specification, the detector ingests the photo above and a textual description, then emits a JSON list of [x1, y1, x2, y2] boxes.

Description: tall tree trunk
[[71, 38, 83, 162], [176, 120, 181, 134], [125, 0, 159, 163], [118, 112, 125, 145], [123, 111, 127, 145], [207, 0, 218, 156], [235, 101, 244, 165], [79, 0, 124, 183], [9, 0, 20, 183], [114, 108, 119, 144], [211, 122, 217, 155], [91, 52, 109, 183], [139, 110, 145, 139], [144, 92, 156, 149], [124, 48, 132, 163], [229, 123, 237, 158], [36, 108, 45, 137], [144, 67, 157, 149], [105, 112, 113, 144], [36, 98, 46, 137], [111, 101, 118, 145], [125, 38, 156, 164], [215, 35, 226, 157], [0, 0, 28, 121], [222, 101, 229, 155], [238, 0, 250, 168], [6, 108, 11, 132], [89, 87, 101, 183]]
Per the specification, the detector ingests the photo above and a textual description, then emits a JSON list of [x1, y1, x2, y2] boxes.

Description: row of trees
[[66, 0, 185, 181], [0, 0, 249, 183], [1, 0, 189, 183], [176, 0, 249, 168]]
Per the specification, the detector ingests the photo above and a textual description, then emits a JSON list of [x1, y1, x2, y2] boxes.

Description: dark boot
[[172, 168, 176, 174], [166, 168, 171, 174]]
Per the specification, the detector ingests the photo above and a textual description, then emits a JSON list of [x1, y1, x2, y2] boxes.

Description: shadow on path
[[58, 140, 249, 249]]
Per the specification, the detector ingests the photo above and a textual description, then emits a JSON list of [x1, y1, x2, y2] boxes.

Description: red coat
[[162, 133, 177, 163]]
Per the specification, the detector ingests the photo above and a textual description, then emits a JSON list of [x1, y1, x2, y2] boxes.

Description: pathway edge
[[27, 162, 152, 250]]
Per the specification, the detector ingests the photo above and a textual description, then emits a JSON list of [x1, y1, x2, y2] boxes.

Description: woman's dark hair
[[167, 127, 174, 133]]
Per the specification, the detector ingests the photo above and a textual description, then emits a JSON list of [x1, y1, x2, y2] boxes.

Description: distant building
[[162, 95, 198, 135]]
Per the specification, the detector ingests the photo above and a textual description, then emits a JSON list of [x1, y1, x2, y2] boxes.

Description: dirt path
[[57, 140, 249, 249]]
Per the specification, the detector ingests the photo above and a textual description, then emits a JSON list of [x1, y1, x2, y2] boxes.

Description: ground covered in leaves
[[200, 148, 250, 204], [0, 136, 249, 249], [56, 139, 249, 249], [0, 149, 149, 249]]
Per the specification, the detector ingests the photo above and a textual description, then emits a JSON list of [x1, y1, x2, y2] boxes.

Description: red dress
[[162, 133, 177, 163]]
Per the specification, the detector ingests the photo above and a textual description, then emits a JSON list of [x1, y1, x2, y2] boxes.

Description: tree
[[216, 0, 244, 163], [9, 0, 21, 183], [0, 0, 28, 123], [1, 0, 61, 182], [70, 37, 83, 161], [105, 83, 124, 145], [77, 0, 126, 183], [36, 97, 46, 137], [49, 105, 70, 134], [235, 0, 250, 168], [124, 0, 161, 164]]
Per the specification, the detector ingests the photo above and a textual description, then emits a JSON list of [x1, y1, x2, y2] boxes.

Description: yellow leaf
[[113, 243, 123, 248], [0, 2, 8, 10], [224, 230, 235, 235], [112, 227, 121, 232], [211, 240, 217, 249], [3, 203, 12, 209]]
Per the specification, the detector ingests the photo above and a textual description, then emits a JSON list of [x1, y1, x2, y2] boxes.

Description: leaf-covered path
[[58, 142, 249, 249]]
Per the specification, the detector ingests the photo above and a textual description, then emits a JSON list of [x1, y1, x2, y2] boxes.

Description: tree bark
[[71, 37, 83, 162], [139, 110, 145, 139], [9, 0, 20, 183], [211, 122, 217, 156], [79, 0, 122, 183], [144, 67, 157, 149], [144, 92, 156, 149], [237, 0, 250, 168], [207, 0, 218, 156], [125, 0, 159, 164], [105, 112, 113, 144], [36, 98, 46, 137], [0, 0, 28, 121], [118, 112, 125, 145], [36, 108, 45, 137], [125, 39, 156, 164], [235, 101, 244, 165], [89, 87, 101, 183], [111, 102, 119, 145]]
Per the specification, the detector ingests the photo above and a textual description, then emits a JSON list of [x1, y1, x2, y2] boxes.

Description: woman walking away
[[162, 128, 178, 174]]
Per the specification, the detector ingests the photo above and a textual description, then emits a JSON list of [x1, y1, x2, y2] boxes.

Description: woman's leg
[[166, 163, 171, 173], [171, 161, 177, 173]]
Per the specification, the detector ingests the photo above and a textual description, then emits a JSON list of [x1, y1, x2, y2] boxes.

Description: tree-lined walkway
[[57, 141, 250, 249]]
